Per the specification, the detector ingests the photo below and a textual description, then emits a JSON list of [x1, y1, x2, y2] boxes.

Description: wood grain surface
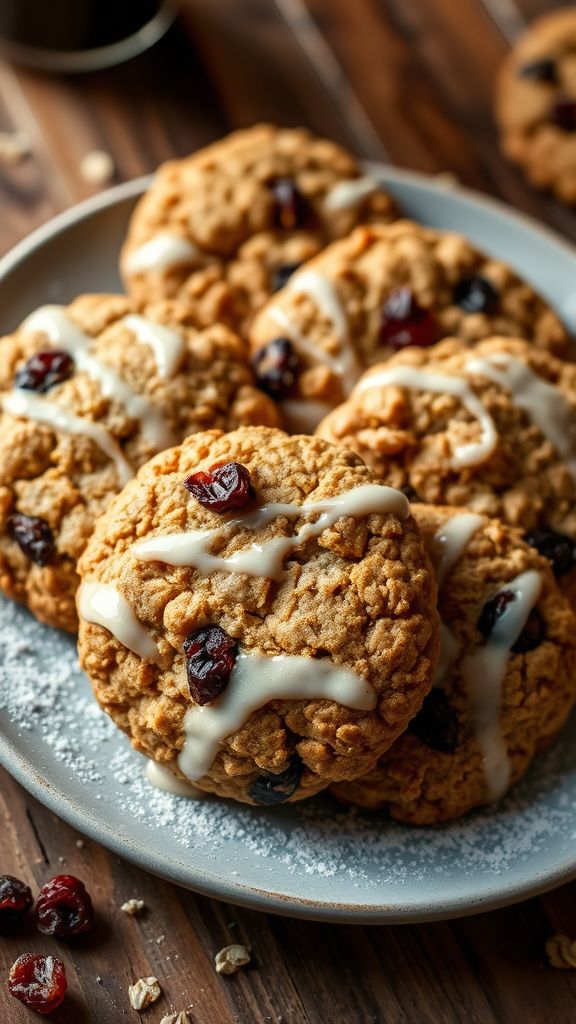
[[1, 1, 576, 1021]]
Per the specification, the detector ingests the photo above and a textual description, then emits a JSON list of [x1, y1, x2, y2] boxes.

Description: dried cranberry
[[35, 874, 94, 938], [476, 589, 516, 638], [519, 58, 557, 83], [269, 178, 308, 231], [550, 98, 576, 131], [408, 690, 459, 753], [252, 337, 299, 399], [524, 529, 576, 578], [183, 625, 238, 705], [453, 275, 498, 314], [184, 461, 255, 513], [15, 350, 74, 393], [511, 608, 545, 653], [8, 513, 56, 566], [0, 874, 33, 927], [249, 755, 304, 805], [380, 288, 437, 351], [400, 483, 422, 502], [272, 261, 302, 292], [8, 953, 67, 1015]]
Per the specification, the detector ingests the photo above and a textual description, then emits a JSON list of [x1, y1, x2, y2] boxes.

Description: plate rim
[[2, 165, 576, 924]]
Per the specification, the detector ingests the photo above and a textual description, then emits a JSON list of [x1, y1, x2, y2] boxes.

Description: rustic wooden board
[[1, 1, 576, 1020]]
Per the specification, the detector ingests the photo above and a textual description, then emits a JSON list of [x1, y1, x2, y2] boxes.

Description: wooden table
[[1, 1, 576, 1020]]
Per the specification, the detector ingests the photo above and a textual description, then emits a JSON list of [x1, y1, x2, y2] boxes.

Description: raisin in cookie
[[331, 504, 576, 823], [0, 295, 279, 633], [77, 426, 439, 805], [249, 220, 568, 430], [120, 124, 397, 338], [316, 336, 576, 602], [496, 9, 576, 203]]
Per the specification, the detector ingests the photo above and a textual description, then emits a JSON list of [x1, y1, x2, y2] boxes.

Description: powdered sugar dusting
[[1, 595, 576, 908]]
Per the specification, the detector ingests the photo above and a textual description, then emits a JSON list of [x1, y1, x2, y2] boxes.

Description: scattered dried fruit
[[272, 261, 302, 291], [15, 349, 74, 393], [8, 513, 56, 566], [35, 874, 94, 938], [550, 98, 576, 132], [380, 288, 437, 350], [269, 177, 308, 230], [524, 528, 576, 578], [128, 976, 162, 1010], [183, 625, 238, 705], [120, 898, 145, 916], [510, 608, 545, 653], [476, 589, 515, 638], [184, 461, 255, 513], [453, 275, 498, 314], [0, 874, 33, 926], [214, 944, 251, 975], [8, 953, 67, 1014], [252, 337, 299, 399], [519, 58, 557, 83], [249, 756, 304, 805], [408, 689, 460, 753], [545, 933, 576, 969]]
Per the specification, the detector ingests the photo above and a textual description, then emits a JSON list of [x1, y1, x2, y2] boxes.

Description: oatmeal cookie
[[316, 336, 576, 601], [120, 124, 397, 337], [249, 220, 568, 429], [77, 426, 439, 805], [0, 295, 279, 633], [496, 9, 576, 203], [331, 504, 576, 823]]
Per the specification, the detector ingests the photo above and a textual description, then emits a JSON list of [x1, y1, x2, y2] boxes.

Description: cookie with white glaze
[[316, 335, 576, 602], [0, 295, 280, 633], [331, 504, 576, 823], [120, 124, 397, 338], [77, 426, 439, 805], [496, 9, 576, 203], [248, 221, 569, 430]]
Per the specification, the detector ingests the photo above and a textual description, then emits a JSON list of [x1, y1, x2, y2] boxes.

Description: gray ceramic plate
[[1, 168, 576, 925]]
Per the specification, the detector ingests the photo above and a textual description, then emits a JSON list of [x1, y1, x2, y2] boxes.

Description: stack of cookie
[[2, 124, 576, 824]]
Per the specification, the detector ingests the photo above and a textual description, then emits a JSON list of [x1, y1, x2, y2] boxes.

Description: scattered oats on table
[[214, 944, 251, 975], [160, 1013, 190, 1024], [120, 898, 145, 916], [545, 934, 576, 969], [128, 976, 162, 1010], [80, 149, 115, 186]]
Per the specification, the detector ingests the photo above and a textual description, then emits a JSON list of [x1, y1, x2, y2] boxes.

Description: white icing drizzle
[[467, 353, 576, 479], [279, 398, 334, 433], [133, 484, 410, 579], [77, 582, 162, 663], [287, 270, 349, 343], [22, 305, 175, 453], [122, 314, 185, 379], [124, 232, 201, 274], [430, 513, 484, 687], [461, 569, 542, 802], [265, 304, 361, 394], [324, 176, 379, 211], [179, 652, 376, 782], [145, 760, 206, 798], [2, 390, 134, 486], [433, 513, 484, 588], [357, 366, 499, 468]]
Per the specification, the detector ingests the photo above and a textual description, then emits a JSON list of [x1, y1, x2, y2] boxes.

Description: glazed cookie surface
[[331, 504, 576, 823], [496, 9, 576, 203], [77, 426, 439, 805], [0, 295, 279, 633], [316, 335, 576, 600], [249, 220, 569, 430], [120, 124, 397, 337]]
